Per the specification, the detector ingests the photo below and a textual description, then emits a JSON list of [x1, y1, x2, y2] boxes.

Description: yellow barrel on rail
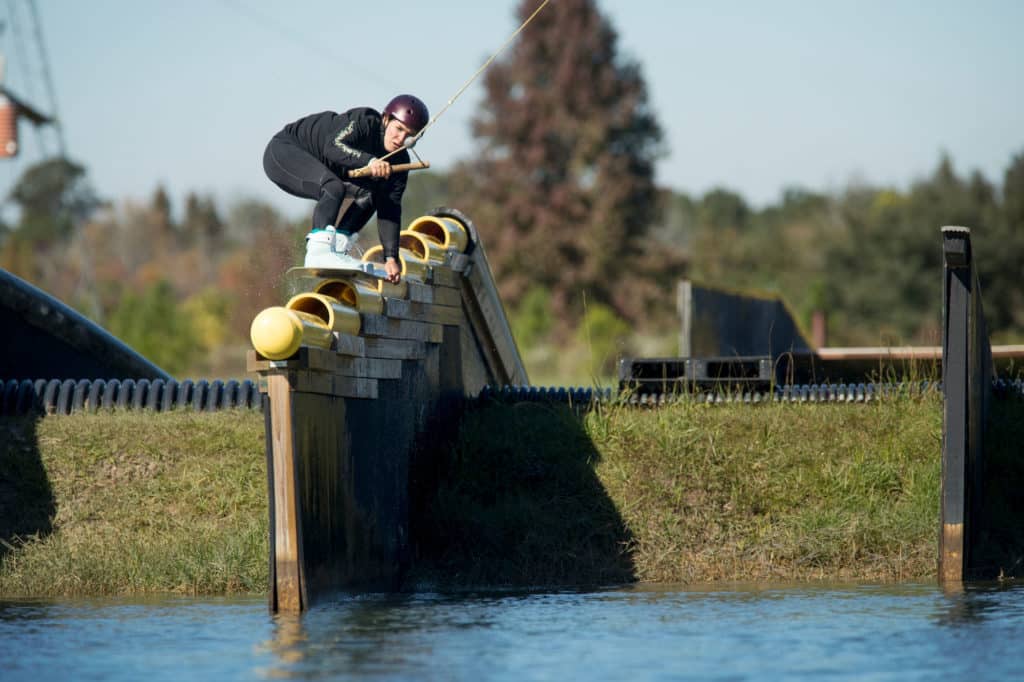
[[362, 245, 429, 282], [250, 306, 332, 360], [398, 230, 448, 265], [406, 214, 469, 253], [314, 277, 384, 315], [285, 292, 361, 336]]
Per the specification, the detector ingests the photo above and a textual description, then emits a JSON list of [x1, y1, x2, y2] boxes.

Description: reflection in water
[[264, 614, 308, 675], [4, 583, 1024, 681], [936, 580, 1024, 627], [264, 593, 465, 678]]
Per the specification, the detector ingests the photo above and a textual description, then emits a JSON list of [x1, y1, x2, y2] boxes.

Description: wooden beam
[[335, 357, 403, 380], [360, 314, 444, 343], [428, 265, 461, 288], [429, 284, 463, 308], [363, 337, 429, 360], [383, 297, 464, 326], [815, 344, 1024, 361], [267, 374, 303, 613], [289, 370, 378, 399]]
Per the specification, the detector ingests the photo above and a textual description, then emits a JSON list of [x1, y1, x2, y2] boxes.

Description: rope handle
[[347, 160, 430, 178]]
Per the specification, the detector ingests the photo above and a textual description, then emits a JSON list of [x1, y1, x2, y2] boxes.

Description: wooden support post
[[267, 374, 305, 613], [939, 225, 992, 584]]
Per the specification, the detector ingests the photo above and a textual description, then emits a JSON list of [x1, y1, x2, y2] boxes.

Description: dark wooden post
[[939, 225, 992, 584]]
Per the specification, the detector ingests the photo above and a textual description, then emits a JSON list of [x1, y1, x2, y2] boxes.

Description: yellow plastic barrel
[[362, 246, 428, 282], [285, 292, 361, 336], [406, 215, 468, 253], [250, 306, 333, 360], [399, 230, 448, 265], [314, 277, 384, 315]]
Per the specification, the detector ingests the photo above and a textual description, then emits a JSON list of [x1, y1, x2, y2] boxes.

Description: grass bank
[[0, 412, 267, 597], [410, 393, 945, 587], [6, 391, 1018, 596]]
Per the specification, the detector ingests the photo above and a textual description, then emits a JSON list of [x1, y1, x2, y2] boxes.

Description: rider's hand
[[384, 257, 401, 284], [368, 158, 392, 179]]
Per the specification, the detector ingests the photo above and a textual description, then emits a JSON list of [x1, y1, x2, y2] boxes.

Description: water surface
[[3, 581, 1021, 681]]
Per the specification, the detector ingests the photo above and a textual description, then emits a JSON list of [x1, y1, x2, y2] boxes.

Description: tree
[[181, 192, 224, 246], [820, 155, 1000, 345], [1004, 152, 1024, 227], [106, 279, 200, 376], [402, 171, 451, 227], [975, 151, 1024, 337], [150, 185, 175, 239], [7, 157, 102, 241], [698, 188, 750, 231], [450, 0, 665, 326]]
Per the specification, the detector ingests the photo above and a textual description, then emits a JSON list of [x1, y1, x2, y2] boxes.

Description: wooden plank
[[363, 337, 428, 360], [464, 257, 529, 384], [291, 370, 378, 399], [335, 356, 403, 380], [447, 252, 471, 273], [333, 375, 378, 400], [430, 284, 463, 307], [457, 321, 493, 396], [404, 280, 433, 304], [268, 374, 303, 614], [333, 333, 367, 357], [457, 292, 506, 385], [360, 313, 444, 343], [941, 523, 964, 583], [247, 350, 269, 373], [383, 298, 464, 326], [247, 346, 337, 373], [816, 344, 1024, 360], [429, 265, 461, 288]]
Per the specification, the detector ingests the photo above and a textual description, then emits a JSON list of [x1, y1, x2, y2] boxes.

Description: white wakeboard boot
[[303, 226, 369, 271]]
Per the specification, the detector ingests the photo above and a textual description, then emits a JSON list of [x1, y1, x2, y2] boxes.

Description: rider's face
[[383, 118, 415, 152]]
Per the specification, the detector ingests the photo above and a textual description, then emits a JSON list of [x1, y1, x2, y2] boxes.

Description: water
[[2, 581, 1022, 681]]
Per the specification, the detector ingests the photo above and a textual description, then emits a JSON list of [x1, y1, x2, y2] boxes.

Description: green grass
[[8, 389, 1018, 596], [0, 412, 267, 597], [410, 392, 945, 587]]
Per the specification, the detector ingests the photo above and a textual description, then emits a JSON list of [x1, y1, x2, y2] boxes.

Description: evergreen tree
[[1004, 152, 1024, 227], [450, 0, 664, 325], [976, 152, 1024, 337], [7, 157, 102, 242], [181, 192, 224, 246], [150, 185, 175, 239]]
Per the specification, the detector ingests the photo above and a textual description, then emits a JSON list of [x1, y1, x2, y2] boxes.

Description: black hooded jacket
[[281, 107, 410, 258]]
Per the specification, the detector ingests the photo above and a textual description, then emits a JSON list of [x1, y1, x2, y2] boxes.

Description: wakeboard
[[286, 264, 388, 281]]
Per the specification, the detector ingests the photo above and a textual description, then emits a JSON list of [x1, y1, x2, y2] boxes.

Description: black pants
[[262, 134, 373, 231]]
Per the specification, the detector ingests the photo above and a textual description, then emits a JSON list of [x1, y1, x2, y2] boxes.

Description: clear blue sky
[[2, 0, 1021, 222]]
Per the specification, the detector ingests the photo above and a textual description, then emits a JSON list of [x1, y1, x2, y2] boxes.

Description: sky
[[1, 0, 1022, 223]]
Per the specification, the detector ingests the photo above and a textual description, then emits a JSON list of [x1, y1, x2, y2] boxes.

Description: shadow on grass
[[0, 417, 55, 566], [408, 399, 636, 589]]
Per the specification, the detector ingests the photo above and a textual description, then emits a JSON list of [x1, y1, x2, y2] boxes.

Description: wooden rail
[[248, 209, 527, 613]]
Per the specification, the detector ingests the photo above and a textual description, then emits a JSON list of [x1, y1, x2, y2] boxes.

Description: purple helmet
[[382, 94, 429, 134]]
